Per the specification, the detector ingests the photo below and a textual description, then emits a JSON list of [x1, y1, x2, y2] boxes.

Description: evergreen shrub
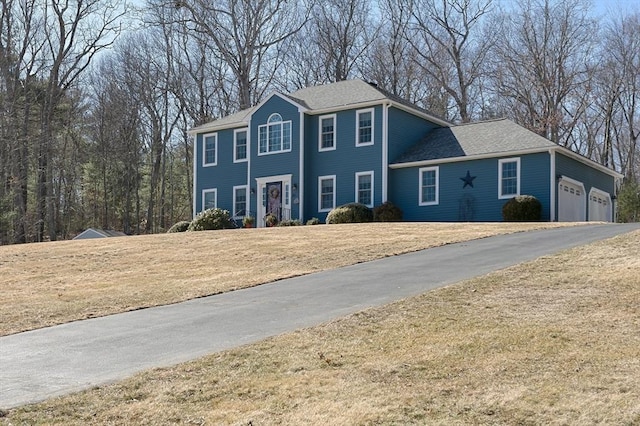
[[277, 219, 302, 226], [502, 195, 542, 221], [326, 203, 374, 224], [306, 217, 320, 225], [167, 220, 191, 233], [188, 208, 236, 231], [373, 201, 403, 222]]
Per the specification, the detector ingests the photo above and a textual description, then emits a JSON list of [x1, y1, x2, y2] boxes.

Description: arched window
[[258, 113, 292, 154]]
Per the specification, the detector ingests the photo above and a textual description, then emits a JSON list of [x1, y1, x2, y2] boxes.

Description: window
[[319, 114, 336, 151], [419, 167, 439, 206], [356, 171, 374, 207], [356, 109, 374, 146], [203, 133, 217, 166], [318, 175, 336, 212], [202, 188, 217, 210], [498, 158, 520, 199], [234, 129, 247, 162], [233, 186, 247, 217], [258, 113, 292, 155]]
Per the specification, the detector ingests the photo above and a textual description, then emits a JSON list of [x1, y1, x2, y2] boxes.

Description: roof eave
[[188, 120, 249, 135], [552, 146, 624, 179]]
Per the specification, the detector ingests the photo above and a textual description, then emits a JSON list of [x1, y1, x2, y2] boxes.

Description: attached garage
[[558, 177, 586, 222], [588, 187, 612, 222]]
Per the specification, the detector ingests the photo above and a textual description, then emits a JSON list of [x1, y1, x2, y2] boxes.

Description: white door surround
[[255, 174, 292, 227]]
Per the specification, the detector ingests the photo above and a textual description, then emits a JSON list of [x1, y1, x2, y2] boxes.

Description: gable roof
[[73, 228, 127, 240], [189, 79, 450, 134], [391, 118, 622, 178]]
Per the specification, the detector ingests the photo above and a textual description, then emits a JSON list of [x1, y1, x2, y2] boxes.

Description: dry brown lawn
[[1, 225, 638, 425], [0, 222, 571, 336]]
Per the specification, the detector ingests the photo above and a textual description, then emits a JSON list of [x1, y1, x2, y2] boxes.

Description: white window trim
[[356, 108, 375, 147], [202, 133, 218, 167], [232, 185, 248, 218], [233, 128, 248, 163], [419, 166, 439, 206], [355, 171, 374, 208], [258, 113, 293, 156], [498, 157, 521, 199], [318, 114, 337, 152], [202, 188, 217, 211], [318, 175, 336, 212]]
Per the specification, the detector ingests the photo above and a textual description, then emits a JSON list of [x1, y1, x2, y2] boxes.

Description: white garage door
[[558, 178, 586, 222], [588, 188, 612, 222]]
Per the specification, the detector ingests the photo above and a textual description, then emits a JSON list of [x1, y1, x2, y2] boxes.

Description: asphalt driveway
[[1, 223, 638, 409]]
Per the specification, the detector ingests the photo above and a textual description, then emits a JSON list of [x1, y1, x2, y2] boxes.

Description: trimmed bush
[[277, 219, 302, 226], [326, 203, 374, 224], [167, 220, 191, 233], [187, 208, 236, 231], [373, 201, 403, 222], [306, 217, 320, 225], [502, 195, 542, 221]]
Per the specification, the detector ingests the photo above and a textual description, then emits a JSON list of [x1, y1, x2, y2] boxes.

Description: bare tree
[[490, 0, 596, 145], [405, 0, 495, 122], [34, 0, 127, 241], [172, 0, 306, 110]]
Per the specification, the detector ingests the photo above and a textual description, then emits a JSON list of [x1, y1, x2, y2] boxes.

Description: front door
[[266, 181, 282, 221]]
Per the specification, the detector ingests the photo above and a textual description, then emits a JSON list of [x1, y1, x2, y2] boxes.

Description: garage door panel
[[558, 179, 586, 222]]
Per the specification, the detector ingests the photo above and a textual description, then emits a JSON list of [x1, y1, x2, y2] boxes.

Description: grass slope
[[0, 223, 570, 336], [1, 226, 638, 424]]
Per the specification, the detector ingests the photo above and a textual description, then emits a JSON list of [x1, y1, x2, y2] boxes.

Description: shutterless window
[[258, 113, 292, 155], [499, 158, 520, 199], [356, 109, 374, 146], [319, 176, 336, 212], [202, 189, 217, 210], [319, 114, 336, 151], [234, 186, 247, 217], [234, 129, 247, 162], [203, 133, 217, 166], [419, 167, 439, 205], [356, 171, 374, 207]]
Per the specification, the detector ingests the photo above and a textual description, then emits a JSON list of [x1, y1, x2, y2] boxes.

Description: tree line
[[1, 0, 638, 244]]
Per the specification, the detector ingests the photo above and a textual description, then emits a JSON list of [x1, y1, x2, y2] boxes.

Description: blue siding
[[304, 105, 383, 222], [556, 153, 615, 194], [249, 95, 302, 220], [194, 128, 248, 214], [387, 107, 441, 163], [390, 152, 551, 222]]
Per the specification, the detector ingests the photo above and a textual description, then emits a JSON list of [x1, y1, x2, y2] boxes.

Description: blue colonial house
[[190, 80, 621, 226]]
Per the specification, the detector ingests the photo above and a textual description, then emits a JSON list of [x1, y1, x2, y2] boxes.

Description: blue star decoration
[[460, 170, 477, 188]]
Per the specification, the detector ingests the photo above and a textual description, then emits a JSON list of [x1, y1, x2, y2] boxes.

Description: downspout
[[382, 102, 390, 203], [549, 149, 556, 222], [192, 133, 198, 219], [298, 109, 305, 222]]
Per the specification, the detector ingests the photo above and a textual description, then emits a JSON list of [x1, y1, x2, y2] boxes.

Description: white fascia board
[[389, 147, 551, 169], [552, 147, 624, 179], [250, 92, 309, 117], [188, 119, 250, 135], [304, 100, 387, 116]]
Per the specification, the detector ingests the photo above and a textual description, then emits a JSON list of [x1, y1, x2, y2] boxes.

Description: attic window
[[259, 113, 292, 155]]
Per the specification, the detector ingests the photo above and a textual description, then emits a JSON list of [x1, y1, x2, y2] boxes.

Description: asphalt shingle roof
[[392, 118, 557, 164], [190, 80, 448, 133]]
